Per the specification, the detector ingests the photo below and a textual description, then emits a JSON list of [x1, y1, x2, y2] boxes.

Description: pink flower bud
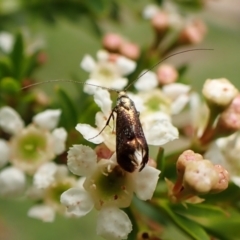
[[211, 165, 229, 193], [176, 150, 203, 177], [156, 64, 178, 85], [119, 42, 140, 60], [102, 33, 122, 52], [179, 19, 207, 45], [151, 12, 169, 32], [217, 94, 240, 134]]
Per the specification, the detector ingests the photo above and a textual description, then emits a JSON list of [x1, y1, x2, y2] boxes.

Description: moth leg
[[137, 111, 140, 117], [88, 109, 116, 140]]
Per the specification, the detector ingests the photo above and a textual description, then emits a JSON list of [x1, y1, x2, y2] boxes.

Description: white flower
[[10, 124, 55, 174], [0, 32, 13, 53], [28, 205, 55, 222], [0, 106, 24, 135], [61, 144, 160, 239], [80, 50, 136, 94], [96, 206, 132, 240], [33, 109, 61, 130], [0, 139, 10, 168], [0, 167, 26, 197]]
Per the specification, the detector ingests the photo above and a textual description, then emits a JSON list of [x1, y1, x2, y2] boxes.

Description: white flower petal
[[0, 32, 14, 53], [67, 145, 98, 177], [97, 50, 109, 62], [0, 106, 24, 135], [116, 56, 136, 76], [51, 127, 67, 155], [109, 78, 128, 91], [231, 176, 240, 187], [60, 188, 94, 217], [0, 139, 10, 168], [171, 94, 190, 115], [83, 79, 103, 95], [95, 112, 116, 152], [143, 113, 179, 145], [28, 205, 55, 222], [133, 165, 160, 200], [80, 54, 96, 72], [162, 83, 191, 100], [94, 88, 112, 117], [33, 162, 57, 189], [96, 206, 132, 240], [134, 70, 158, 92], [0, 167, 26, 197], [76, 123, 104, 144], [33, 109, 61, 130]]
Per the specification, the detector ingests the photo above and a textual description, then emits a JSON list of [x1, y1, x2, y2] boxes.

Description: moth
[[22, 49, 212, 173]]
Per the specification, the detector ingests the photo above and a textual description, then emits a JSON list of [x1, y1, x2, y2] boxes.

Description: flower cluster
[[0, 106, 68, 220], [167, 150, 229, 203]]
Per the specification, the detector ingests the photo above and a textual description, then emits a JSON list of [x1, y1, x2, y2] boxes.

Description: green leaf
[[173, 203, 240, 240], [156, 200, 210, 240], [55, 87, 78, 130], [10, 32, 25, 80]]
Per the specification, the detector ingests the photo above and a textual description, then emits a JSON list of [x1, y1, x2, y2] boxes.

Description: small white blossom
[[10, 124, 55, 174], [96, 206, 132, 240], [33, 109, 61, 130], [0, 139, 10, 168], [0, 167, 26, 197], [28, 205, 55, 222], [80, 50, 136, 94], [0, 106, 24, 135]]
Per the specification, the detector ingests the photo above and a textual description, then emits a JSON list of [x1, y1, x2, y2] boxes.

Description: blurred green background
[[0, 0, 240, 239]]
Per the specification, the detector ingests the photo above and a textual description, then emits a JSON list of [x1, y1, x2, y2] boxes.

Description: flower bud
[[216, 94, 240, 135], [151, 11, 169, 33], [179, 19, 206, 45], [202, 78, 238, 110], [211, 165, 229, 193], [183, 160, 218, 194], [176, 150, 203, 178], [102, 33, 122, 52], [119, 42, 140, 60], [157, 64, 178, 85]]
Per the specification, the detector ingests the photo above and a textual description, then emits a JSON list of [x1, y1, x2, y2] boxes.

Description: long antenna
[[21, 48, 213, 91], [124, 48, 213, 91], [21, 79, 116, 92]]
